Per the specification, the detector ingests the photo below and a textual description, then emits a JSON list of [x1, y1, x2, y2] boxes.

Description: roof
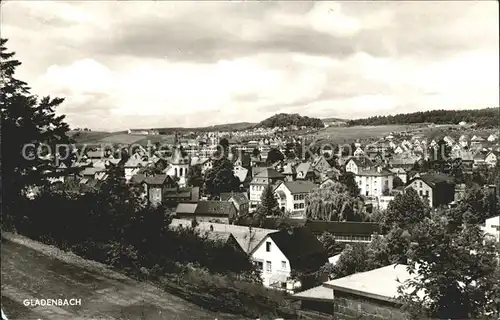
[[130, 174, 146, 184], [204, 231, 233, 243], [292, 284, 334, 302], [144, 174, 170, 185], [233, 166, 249, 183], [304, 221, 381, 236], [324, 264, 421, 303], [346, 156, 373, 168], [254, 167, 285, 179], [175, 203, 198, 214], [277, 181, 316, 194], [296, 162, 313, 175], [262, 227, 326, 265], [169, 218, 276, 253], [282, 163, 295, 175], [409, 173, 455, 188], [357, 167, 393, 176], [220, 192, 249, 204], [194, 200, 236, 217]]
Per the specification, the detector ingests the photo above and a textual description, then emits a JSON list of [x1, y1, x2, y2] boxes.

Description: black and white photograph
[[1, 1, 499, 319]]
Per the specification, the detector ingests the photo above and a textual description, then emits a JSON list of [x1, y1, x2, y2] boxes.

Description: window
[[419, 182, 422, 188], [425, 190, 429, 197], [266, 261, 272, 272], [299, 203, 304, 209], [294, 204, 298, 210], [419, 190, 423, 196], [253, 261, 263, 271], [266, 241, 271, 252], [281, 261, 286, 269]]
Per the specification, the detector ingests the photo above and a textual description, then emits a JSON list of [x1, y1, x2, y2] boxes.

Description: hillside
[[256, 113, 324, 128], [154, 122, 255, 134], [348, 107, 499, 128]]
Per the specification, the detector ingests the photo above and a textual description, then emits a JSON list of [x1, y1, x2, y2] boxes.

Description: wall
[[407, 180, 433, 207], [345, 161, 358, 174], [356, 174, 393, 198], [251, 236, 291, 287], [333, 291, 406, 320]]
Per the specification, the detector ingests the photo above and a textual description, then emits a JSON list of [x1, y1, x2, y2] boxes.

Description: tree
[[305, 180, 364, 221], [255, 185, 281, 219], [252, 147, 260, 157], [317, 232, 341, 257], [266, 148, 284, 164], [393, 175, 405, 188], [187, 165, 203, 188], [1, 38, 72, 227], [398, 209, 500, 319], [204, 158, 240, 197], [382, 187, 430, 233], [219, 138, 229, 157], [338, 172, 360, 197]]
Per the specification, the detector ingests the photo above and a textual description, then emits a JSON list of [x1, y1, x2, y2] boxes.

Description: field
[[310, 125, 418, 144], [69, 131, 175, 147]]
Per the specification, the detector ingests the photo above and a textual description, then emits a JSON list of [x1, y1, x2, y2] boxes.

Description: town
[[1, 1, 499, 320]]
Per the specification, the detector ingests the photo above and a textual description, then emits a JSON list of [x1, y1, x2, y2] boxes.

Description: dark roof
[[304, 221, 381, 236], [410, 173, 455, 188], [254, 167, 285, 179], [194, 200, 237, 217], [267, 227, 327, 265], [220, 192, 249, 204], [144, 174, 171, 185], [278, 181, 316, 194], [346, 156, 373, 168]]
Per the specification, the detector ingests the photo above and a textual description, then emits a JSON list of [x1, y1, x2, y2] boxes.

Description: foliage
[[338, 172, 360, 197], [257, 113, 324, 129], [381, 187, 431, 233], [305, 180, 365, 221], [203, 158, 240, 197], [252, 147, 260, 157], [1, 38, 72, 227], [265, 148, 284, 164], [186, 165, 204, 188], [348, 107, 499, 128], [398, 209, 500, 319], [317, 232, 342, 256], [393, 175, 405, 188]]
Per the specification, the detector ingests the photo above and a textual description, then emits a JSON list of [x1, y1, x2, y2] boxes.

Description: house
[[250, 227, 328, 291], [473, 152, 486, 168], [344, 156, 373, 175], [484, 151, 499, 168], [304, 221, 380, 242], [487, 134, 498, 142], [274, 181, 316, 216], [482, 215, 499, 243], [233, 165, 249, 185], [393, 145, 404, 155], [144, 174, 177, 206], [249, 168, 285, 211], [220, 192, 249, 217], [405, 173, 455, 207], [471, 135, 486, 148], [175, 200, 238, 223], [123, 157, 149, 182], [353, 147, 365, 157], [324, 264, 421, 320], [355, 166, 394, 198], [163, 186, 200, 207], [295, 162, 316, 181], [459, 134, 469, 148], [311, 156, 332, 174]]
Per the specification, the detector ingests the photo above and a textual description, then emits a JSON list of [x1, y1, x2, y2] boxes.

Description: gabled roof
[[220, 192, 249, 204], [194, 200, 237, 216], [346, 156, 373, 168], [233, 166, 249, 183], [409, 173, 455, 188], [296, 162, 313, 175], [144, 174, 173, 185], [261, 227, 326, 266], [276, 180, 316, 194], [254, 167, 285, 179]]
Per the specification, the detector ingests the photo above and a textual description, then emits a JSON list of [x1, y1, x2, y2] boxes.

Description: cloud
[[1, 1, 498, 130]]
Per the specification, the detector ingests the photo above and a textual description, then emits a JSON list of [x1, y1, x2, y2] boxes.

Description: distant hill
[[256, 113, 324, 129], [348, 107, 499, 128], [323, 117, 348, 122], [154, 122, 255, 134]]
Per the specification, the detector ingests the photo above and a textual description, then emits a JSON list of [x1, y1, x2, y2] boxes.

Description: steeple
[[173, 131, 179, 147]]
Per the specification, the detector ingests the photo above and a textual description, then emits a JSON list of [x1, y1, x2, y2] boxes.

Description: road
[[1, 239, 242, 320]]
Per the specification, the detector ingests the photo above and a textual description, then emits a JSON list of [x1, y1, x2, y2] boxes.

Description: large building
[[249, 168, 285, 211]]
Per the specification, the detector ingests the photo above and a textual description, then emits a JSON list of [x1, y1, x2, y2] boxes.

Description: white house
[[389, 167, 407, 184], [355, 167, 394, 198], [274, 180, 316, 216], [345, 157, 373, 175], [482, 215, 500, 243], [249, 168, 285, 211], [250, 228, 328, 291], [487, 134, 498, 142], [484, 151, 499, 168]]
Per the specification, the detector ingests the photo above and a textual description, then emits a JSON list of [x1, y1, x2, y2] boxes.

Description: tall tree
[[204, 158, 240, 197], [381, 187, 430, 233], [255, 185, 281, 221], [186, 165, 204, 188], [266, 148, 284, 164], [338, 172, 360, 197], [1, 38, 71, 226]]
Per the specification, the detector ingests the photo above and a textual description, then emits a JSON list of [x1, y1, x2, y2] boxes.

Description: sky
[[1, 1, 499, 131]]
